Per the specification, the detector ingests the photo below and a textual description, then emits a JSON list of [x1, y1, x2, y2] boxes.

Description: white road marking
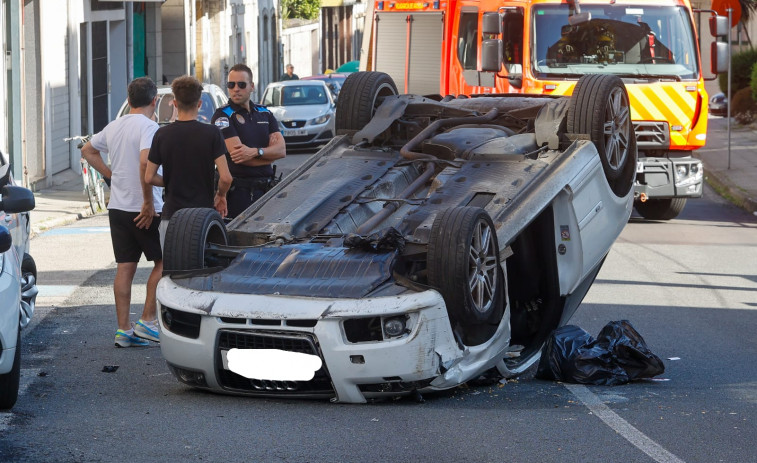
[[565, 384, 686, 463]]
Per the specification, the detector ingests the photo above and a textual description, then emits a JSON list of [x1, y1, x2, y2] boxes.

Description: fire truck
[[366, 0, 727, 219]]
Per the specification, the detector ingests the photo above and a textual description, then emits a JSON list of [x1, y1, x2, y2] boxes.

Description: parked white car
[[261, 80, 336, 148], [0, 154, 37, 409], [117, 83, 228, 125], [157, 73, 635, 403]]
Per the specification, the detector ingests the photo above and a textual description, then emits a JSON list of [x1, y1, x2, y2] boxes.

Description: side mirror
[[0, 225, 11, 254], [568, 11, 592, 25], [482, 12, 501, 35], [711, 42, 729, 74], [481, 39, 503, 72], [1, 185, 35, 214], [709, 16, 729, 37]]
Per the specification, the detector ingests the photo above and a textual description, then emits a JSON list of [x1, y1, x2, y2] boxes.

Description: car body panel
[[0, 153, 35, 382]]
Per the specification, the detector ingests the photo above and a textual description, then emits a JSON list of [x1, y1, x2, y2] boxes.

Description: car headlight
[[310, 114, 330, 125]]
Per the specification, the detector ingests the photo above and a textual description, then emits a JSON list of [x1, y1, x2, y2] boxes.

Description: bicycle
[[64, 135, 107, 214]]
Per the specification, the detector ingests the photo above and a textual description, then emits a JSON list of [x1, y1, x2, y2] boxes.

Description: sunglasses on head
[[226, 81, 249, 89]]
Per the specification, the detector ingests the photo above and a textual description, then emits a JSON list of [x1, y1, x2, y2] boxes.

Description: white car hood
[[268, 104, 332, 122]]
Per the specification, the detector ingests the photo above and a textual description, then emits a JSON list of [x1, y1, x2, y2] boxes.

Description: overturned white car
[[157, 72, 636, 403]]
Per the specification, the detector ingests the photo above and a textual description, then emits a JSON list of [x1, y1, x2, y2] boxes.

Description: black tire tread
[[0, 329, 21, 409], [335, 72, 397, 132], [635, 197, 687, 220], [428, 207, 501, 325], [163, 208, 226, 272], [567, 74, 630, 182]]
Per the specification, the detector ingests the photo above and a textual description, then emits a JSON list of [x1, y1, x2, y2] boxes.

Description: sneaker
[[134, 319, 160, 342], [115, 328, 150, 347]]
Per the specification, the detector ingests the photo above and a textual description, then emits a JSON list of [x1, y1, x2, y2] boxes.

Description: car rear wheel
[[163, 208, 228, 274], [568, 74, 634, 184], [635, 197, 687, 220], [428, 207, 504, 345], [0, 328, 21, 410], [335, 72, 398, 133]]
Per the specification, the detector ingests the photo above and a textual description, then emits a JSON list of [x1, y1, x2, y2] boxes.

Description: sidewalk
[[696, 116, 757, 215], [29, 169, 99, 237], [27, 116, 757, 234]]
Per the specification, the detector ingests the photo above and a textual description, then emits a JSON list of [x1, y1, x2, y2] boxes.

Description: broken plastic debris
[[667, 357, 681, 361], [371, 418, 379, 422], [101, 365, 119, 373]]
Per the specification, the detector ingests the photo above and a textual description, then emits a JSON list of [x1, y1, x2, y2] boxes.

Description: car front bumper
[[157, 277, 512, 403]]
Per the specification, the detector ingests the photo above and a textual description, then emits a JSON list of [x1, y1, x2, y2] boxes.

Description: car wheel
[[335, 72, 398, 133], [20, 253, 37, 329], [428, 207, 504, 345], [0, 328, 21, 410], [635, 197, 687, 220], [163, 208, 228, 274], [567, 74, 633, 183]]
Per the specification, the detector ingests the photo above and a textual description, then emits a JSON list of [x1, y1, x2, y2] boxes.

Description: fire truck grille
[[215, 330, 334, 397], [633, 121, 670, 148]]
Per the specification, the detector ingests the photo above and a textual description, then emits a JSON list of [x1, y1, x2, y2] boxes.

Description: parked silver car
[[117, 83, 228, 125], [0, 153, 37, 409], [261, 80, 336, 148]]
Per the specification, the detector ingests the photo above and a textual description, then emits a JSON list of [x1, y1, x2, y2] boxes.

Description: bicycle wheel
[[93, 173, 106, 212], [85, 167, 101, 214]]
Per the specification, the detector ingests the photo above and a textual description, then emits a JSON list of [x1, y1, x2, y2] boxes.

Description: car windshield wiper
[[618, 73, 683, 82]]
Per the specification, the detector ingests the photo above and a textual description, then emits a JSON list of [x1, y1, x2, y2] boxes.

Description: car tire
[[20, 253, 37, 329], [0, 328, 21, 410], [567, 74, 634, 184], [335, 72, 398, 134], [428, 207, 504, 345], [635, 197, 687, 220], [163, 208, 228, 274]]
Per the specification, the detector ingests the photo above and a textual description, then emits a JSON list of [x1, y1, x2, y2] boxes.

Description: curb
[[30, 207, 96, 238], [704, 170, 757, 215]]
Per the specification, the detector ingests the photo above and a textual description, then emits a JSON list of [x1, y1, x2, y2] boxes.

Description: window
[[457, 12, 479, 70]]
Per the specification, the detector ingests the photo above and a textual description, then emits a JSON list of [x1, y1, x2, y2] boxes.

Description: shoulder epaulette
[[253, 104, 270, 113], [221, 106, 234, 117]]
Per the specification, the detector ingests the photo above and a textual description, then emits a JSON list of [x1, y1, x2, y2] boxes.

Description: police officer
[[211, 63, 286, 218]]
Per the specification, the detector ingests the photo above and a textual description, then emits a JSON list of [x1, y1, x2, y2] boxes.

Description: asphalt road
[[1, 181, 755, 462]]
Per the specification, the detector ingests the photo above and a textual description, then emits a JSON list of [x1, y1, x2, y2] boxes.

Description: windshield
[[265, 85, 329, 106], [532, 5, 699, 80]]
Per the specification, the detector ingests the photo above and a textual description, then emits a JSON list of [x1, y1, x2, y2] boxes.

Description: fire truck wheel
[[635, 197, 687, 220], [567, 74, 633, 183], [163, 208, 227, 274], [428, 207, 504, 346], [335, 72, 398, 134]]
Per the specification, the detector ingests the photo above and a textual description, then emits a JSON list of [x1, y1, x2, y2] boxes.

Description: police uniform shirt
[[211, 101, 280, 178]]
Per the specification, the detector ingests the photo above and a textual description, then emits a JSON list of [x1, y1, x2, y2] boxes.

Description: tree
[[281, 0, 320, 21]]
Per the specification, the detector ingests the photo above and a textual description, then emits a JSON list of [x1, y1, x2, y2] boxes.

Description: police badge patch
[[235, 114, 246, 124], [214, 117, 230, 128]]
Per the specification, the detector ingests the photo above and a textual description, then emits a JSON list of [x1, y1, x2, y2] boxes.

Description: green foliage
[[281, 0, 320, 20], [719, 47, 757, 94], [751, 61, 757, 100], [730, 87, 757, 124]]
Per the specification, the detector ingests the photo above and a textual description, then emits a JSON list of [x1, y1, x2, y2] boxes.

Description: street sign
[[712, 0, 742, 27]]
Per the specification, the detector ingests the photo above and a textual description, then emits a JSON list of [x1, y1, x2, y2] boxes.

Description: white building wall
[[41, 1, 72, 178], [281, 21, 320, 78]]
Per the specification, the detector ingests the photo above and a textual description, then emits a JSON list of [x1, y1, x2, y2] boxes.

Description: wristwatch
[[256, 148, 264, 158]]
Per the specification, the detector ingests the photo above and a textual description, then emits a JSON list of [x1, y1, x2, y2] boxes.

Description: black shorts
[[108, 209, 162, 263]]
